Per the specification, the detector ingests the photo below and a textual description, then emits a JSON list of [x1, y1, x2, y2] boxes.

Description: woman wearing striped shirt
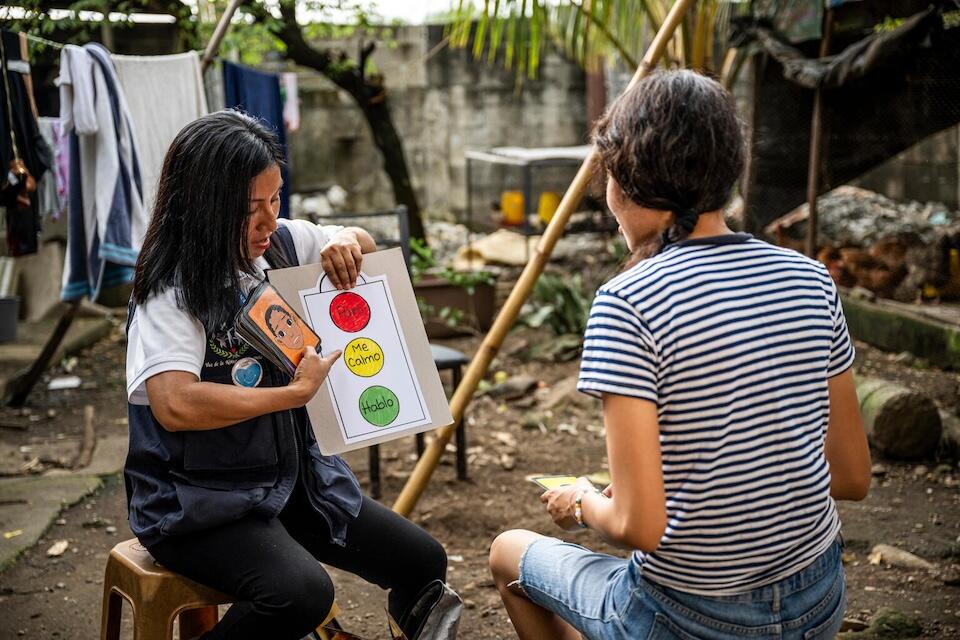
[[489, 70, 872, 640]]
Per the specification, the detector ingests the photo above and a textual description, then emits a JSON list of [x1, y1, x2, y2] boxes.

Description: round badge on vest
[[231, 357, 263, 387]]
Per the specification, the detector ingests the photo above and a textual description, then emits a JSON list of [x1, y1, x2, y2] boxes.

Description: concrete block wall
[[854, 125, 960, 210], [286, 24, 588, 223]]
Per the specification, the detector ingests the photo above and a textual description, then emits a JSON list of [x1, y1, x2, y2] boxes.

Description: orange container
[[500, 191, 525, 226]]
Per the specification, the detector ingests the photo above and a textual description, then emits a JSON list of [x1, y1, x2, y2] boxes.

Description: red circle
[[330, 292, 371, 332]]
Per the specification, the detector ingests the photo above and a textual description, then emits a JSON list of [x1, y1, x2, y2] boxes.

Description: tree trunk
[[262, 1, 428, 241], [360, 100, 425, 240], [855, 375, 942, 460]]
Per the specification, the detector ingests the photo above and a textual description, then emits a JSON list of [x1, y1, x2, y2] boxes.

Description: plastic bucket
[[500, 191, 525, 226], [538, 191, 561, 224]]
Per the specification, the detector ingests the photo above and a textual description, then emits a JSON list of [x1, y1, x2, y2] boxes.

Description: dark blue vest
[[124, 226, 363, 548]]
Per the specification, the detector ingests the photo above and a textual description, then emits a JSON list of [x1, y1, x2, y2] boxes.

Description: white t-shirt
[[126, 218, 343, 405]]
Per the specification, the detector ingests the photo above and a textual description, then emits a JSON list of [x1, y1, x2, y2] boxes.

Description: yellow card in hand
[[527, 474, 580, 491]]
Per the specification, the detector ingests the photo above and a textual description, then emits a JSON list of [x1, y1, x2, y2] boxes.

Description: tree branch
[[359, 39, 375, 83], [262, 0, 363, 98]]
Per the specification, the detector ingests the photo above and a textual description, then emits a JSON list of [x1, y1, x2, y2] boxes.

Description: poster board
[[269, 248, 454, 454]]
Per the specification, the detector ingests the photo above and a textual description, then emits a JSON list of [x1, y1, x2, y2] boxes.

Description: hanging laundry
[[37, 117, 66, 220], [281, 71, 300, 132], [112, 51, 207, 215], [223, 60, 290, 218], [58, 42, 145, 302], [0, 29, 51, 257]]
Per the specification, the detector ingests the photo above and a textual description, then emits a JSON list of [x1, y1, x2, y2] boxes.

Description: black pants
[[148, 486, 447, 640]]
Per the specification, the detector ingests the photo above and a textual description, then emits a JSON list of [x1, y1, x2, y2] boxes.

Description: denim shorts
[[518, 537, 846, 640]]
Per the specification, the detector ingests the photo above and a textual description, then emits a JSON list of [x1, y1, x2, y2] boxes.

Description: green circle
[[358, 386, 400, 427]]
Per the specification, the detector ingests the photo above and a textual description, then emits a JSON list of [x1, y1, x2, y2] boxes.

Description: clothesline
[[19, 32, 65, 50], [19, 28, 440, 74], [17, 30, 217, 60], [19, 30, 216, 59]]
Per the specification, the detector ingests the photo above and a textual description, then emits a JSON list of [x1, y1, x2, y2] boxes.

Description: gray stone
[[540, 376, 580, 410], [486, 375, 538, 401]]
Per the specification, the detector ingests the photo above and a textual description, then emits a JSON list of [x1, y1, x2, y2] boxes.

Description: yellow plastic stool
[[100, 538, 340, 639]]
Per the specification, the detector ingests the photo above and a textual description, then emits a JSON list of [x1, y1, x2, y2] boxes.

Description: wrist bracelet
[[574, 490, 590, 529]]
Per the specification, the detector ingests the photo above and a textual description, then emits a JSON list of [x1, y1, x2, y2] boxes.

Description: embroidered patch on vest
[[209, 326, 249, 360], [231, 357, 263, 387]]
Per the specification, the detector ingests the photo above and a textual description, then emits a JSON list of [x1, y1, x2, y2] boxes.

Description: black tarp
[[740, 7, 960, 233]]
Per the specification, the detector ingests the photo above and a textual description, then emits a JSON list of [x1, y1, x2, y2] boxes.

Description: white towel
[[111, 51, 208, 218]]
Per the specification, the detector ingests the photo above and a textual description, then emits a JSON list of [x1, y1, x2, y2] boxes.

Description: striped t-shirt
[[577, 233, 854, 595]]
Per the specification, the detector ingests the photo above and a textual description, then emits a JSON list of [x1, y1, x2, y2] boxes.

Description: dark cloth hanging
[[736, 7, 960, 231], [222, 61, 291, 219], [1, 29, 51, 256], [747, 7, 938, 90]]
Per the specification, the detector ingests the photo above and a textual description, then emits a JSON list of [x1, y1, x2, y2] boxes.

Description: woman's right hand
[[289, 346, 341, 405]]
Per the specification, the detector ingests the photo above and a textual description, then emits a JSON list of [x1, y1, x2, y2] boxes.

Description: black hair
[[132, 110, 286, 332], [593, 70, 745, 258], [264, 304, 290, 338]]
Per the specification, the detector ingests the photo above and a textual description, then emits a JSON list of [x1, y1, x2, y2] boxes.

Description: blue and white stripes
[[578, 234, 853, 595], [59, 42, 146, 303]]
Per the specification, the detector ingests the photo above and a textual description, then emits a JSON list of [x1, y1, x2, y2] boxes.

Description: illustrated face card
[[248, 284, 321, 368], [299, 273, 432, 446]]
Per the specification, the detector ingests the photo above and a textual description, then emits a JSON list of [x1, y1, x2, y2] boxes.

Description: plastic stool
[[100, 538, 341, 639]]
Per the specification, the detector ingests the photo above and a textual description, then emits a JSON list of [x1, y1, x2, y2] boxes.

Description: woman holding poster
[[488, 71, 872, 640], [124, 110, 454, 639]]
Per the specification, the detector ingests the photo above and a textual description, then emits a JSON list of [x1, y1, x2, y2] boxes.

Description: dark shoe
[[399, 580, 462, 640]]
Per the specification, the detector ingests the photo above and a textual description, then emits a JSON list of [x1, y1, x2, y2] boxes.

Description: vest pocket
[[304, 444, 363, 519], [182, 414, 279, 475], [160, 483, 269, 535]]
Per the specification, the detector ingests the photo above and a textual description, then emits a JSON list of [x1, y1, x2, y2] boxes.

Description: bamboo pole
[[393, 0, 694, 517], [201, 0, 242, 74]]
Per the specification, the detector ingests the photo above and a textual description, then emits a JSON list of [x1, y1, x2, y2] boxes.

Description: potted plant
[[410, 238, 497, 338]]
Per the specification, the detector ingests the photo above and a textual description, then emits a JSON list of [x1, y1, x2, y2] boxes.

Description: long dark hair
[[593, 70, 745, 260], [132, 110, 285, 332]]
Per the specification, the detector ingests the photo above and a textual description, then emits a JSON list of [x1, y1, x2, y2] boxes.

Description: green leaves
[[447, 0, 747, 82], [520, 271, 590, 336], [409, 237, 495, 293], [409, 236, 436, 282], [438, 267, 496, 294]]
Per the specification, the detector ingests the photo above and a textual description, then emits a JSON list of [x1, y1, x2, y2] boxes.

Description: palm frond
[[448, 0, 740, 81]]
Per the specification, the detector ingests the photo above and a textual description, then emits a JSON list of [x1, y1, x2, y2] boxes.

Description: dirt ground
[[1, 322, 959, 639]]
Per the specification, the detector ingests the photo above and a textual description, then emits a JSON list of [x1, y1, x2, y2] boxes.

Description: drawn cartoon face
[[265, 305, 304, 350]]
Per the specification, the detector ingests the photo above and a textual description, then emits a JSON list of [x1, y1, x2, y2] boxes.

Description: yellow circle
[[344, 337, 384, 377]]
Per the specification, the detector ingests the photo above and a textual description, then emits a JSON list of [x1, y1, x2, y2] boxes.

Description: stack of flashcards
[[235, 280, 321, 377]]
